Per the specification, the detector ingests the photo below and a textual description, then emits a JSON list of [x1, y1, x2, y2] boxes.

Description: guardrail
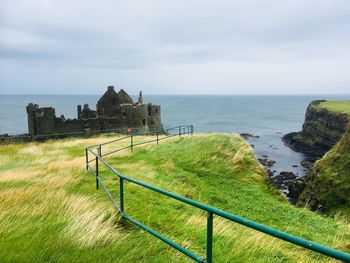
[[85, 125, 350, 263]]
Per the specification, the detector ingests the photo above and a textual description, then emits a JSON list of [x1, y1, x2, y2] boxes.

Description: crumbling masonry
[[26, 86, 163, 136]]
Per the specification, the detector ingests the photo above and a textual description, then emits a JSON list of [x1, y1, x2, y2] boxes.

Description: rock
[[267, 169, 274, 176], [287, 178, 306, 204], [258, 158, 276, 167], [250, 144, 255, 148], [262, 154, 268, 158], [240, 133, 260, 139], [292, 165, 298, 167], [301, 159, 314, 169], [268, 171, 297, 188], [279, 171, 297, 180]]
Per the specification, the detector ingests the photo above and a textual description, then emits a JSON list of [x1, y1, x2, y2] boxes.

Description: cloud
[[0, 0, 349, 94]]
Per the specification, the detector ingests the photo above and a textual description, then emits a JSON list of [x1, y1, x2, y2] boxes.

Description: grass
[[317, 100, 350, 115], [298, 125, 350, 217], [0, 133, 349, 262]]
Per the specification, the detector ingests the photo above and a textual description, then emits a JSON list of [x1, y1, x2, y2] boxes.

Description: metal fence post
[[85, 148, 88, 170], [98, 145, 102, 157], [156, 131, 159, 145], [179, 126, 181, 137], [207, 212, 213, 263], [131, 135, 133, 151], [120, 177, 124, 213], [95, 156, 99, 190]]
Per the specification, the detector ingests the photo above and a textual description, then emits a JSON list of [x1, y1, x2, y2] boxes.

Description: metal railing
[[85, 125, 350, 263]]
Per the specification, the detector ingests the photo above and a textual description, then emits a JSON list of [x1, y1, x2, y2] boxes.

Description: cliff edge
[[283, 100, 349, 159], [297, 124, 350, 216], [284, 100, 350, 217]]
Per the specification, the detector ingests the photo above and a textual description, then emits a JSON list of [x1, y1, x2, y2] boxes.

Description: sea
[[1, 94, 349, 186]]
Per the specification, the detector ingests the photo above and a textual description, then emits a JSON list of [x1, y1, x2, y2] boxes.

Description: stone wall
[[147, 104, 162, 130]]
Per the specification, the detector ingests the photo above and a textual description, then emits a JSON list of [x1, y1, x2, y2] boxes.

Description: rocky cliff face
[[283, 100, 349, 158], [297, 125, 350, 217]]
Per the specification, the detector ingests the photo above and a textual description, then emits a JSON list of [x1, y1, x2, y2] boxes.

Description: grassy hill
[[0, 134, 349, 262]]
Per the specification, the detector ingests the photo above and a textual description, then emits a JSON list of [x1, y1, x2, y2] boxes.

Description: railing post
[[131, 135, 133, 151], [179, 126, 181, 138], [98, 145, 102, 157], [95, 156, 99, 190], [191, 125, 194, 135], [85, 148, 88, 170], [206, 212, 213, 263], [156, 131, 159, 145], [120, 177, 124, 213]]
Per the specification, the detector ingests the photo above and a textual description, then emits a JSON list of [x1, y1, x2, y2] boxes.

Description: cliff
[[283, 100, 349, 158], [297, 124, 350, 217]]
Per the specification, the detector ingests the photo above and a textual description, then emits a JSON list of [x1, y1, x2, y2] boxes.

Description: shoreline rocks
[[268, 171, 298, 193], [240, 133, 260, 140], [258, 158, 276, 167]]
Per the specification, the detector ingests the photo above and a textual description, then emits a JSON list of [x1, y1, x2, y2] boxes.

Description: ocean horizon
[[1, 94, 350, 189]]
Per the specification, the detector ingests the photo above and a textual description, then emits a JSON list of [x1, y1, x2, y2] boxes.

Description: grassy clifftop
[[0, 134, 349, 262], [317, 100, 350, 115]]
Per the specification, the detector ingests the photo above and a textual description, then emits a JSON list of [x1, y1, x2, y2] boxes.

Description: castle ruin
[[26, 86, 162, 136]]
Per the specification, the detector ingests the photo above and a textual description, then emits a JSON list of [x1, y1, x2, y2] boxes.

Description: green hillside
[[0, 134, 349, 262], [298, 125, 350, 217]]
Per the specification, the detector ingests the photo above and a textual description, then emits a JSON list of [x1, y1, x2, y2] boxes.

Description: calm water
[[1, 94, 349, 183]]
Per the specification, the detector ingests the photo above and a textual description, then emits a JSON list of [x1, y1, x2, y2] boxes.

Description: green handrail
[[86, 125, 350, 263]]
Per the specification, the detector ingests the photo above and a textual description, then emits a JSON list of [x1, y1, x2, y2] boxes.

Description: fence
[[85, 125, 350, 263]]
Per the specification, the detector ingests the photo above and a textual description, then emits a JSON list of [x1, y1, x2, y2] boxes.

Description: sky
[[0, 0, 349, 95]]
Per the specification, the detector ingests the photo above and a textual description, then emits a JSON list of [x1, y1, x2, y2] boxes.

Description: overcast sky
[[0, 0, 349, 95]]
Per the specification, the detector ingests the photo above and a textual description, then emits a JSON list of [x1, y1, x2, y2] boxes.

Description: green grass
[[318, 100, 350, 115], [298, 125, 350, 217], [0, 134, 349, 262]]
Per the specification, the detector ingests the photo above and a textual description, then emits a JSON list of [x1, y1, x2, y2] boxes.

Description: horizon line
[[1, 93, 350, 96]]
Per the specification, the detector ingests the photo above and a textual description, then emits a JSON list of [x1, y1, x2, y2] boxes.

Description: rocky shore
[[240, 132, 309, 199], [241, 100, 350, 208]]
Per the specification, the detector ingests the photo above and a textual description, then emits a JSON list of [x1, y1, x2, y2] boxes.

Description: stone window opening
[[143, 119, 146, 125]]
